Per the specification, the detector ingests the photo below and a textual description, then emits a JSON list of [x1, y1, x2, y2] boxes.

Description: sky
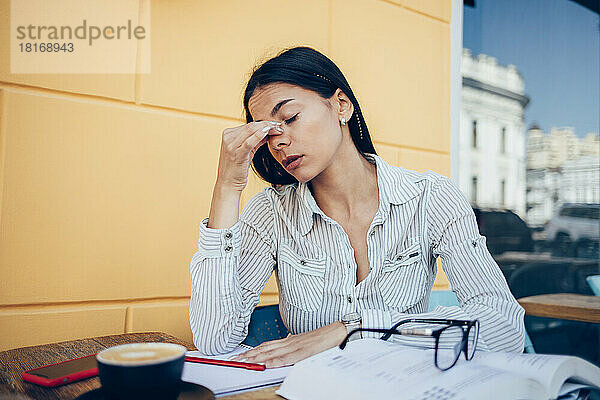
[[463, 0, 599, 137]]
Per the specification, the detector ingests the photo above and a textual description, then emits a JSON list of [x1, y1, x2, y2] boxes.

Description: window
[[559, 206, 574, 217], [463, 0, 600, 363], [570, 206, 595, 219], [573, 207, 585, 218], [554, 204, 599, 225]]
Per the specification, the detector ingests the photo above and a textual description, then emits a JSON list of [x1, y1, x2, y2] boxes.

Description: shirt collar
[[296, 153, 421, 236]]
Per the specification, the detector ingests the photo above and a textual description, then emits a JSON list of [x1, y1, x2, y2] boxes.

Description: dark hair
[[243, 46, 377, 186]]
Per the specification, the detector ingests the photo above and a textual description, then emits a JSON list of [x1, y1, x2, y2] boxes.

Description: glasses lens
[[436, 325, 465, 370], [467, 321, 479, 359]]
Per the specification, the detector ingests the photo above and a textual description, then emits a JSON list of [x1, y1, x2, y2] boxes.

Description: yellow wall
[[0, 0, 451, 351]]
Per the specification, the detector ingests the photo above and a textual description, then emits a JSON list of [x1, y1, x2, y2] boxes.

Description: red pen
[[184, 356, 266, 371]]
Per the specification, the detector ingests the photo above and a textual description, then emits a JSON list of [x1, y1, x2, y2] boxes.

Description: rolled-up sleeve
[[360, 176, 525, 353], [425, 176, 525, 352], [189, 190, 276, 355]]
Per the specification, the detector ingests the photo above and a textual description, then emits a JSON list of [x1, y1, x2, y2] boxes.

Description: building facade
[[459, 49, 530, 217], [526, 127, 600, 226]]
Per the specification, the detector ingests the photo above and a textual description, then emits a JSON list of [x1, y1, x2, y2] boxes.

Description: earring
[[340, 118, 346, 126]]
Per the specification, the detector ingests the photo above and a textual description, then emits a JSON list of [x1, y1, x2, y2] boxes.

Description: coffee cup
[[96, 342, 187, 400]]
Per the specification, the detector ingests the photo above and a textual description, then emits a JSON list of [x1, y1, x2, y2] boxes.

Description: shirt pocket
[[378, 241, 428, 311], [277, 242, 327, 312]]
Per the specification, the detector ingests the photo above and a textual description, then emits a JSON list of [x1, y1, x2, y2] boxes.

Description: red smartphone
[[22, 354, 99, 387]]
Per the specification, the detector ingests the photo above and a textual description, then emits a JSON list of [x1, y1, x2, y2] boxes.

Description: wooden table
[[0, 332, 282, 400], [518, 293, 600, 323]]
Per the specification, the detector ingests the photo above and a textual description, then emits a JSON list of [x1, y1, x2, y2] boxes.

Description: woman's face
[[248, 82, 349, 183]]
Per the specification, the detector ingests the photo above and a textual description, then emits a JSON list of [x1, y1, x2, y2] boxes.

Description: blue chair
[[242, 304, 288, 347], [428, 289, 459, 310], [587, 275, 600, 296], [429, 290, 535, 354]]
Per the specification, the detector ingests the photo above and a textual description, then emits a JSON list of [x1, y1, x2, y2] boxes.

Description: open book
[[277, 338, 600, 400]]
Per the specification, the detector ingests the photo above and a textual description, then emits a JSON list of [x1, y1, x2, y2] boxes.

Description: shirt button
[[369, 230, 375, 237], [300, 259, 307, 266], [396, 255, 404, 261], [224, 245, 233, 252], [224, 232, 233, 240], [347, 296, 353, 303], [472, 240, 477, 248]]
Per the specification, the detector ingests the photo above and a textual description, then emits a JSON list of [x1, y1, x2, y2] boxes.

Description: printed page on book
[[181, 345, 292, 397], [472, 351, 600, 398], [276, 338, 548, 400]]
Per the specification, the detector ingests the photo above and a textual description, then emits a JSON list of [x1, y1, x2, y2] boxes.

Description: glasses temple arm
[[339, 328, 392, 349]]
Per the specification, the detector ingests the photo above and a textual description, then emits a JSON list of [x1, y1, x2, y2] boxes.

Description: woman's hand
[[216, 120, 282, 192], [232, 321, 347, 368]]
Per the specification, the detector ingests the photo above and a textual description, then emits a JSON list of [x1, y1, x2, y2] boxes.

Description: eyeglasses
[[339, 318, 480, 371]]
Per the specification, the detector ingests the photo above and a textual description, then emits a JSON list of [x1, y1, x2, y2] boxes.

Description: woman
[[189, 46, 525, 368]]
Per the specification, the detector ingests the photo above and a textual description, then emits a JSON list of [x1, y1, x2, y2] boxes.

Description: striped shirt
[[189, 153, 525, 355]]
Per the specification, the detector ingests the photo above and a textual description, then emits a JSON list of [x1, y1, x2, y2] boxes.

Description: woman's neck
[[309, 145, 378, 221]]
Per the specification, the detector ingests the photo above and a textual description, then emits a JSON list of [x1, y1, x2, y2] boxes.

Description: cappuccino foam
[[97, 343, 185, 365]]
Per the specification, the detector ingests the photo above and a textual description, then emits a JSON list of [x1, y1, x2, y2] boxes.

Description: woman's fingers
[[233, 326, 341, 368], [245, 342, 298, 363], [251, 346, 305, 368], [233, 345, 271, 361], [215, 121, 282, 192], [263, 350, 304, 368], [238, 336, 310, 366], [229, 121, 281, 152], [233, 337, 288, 360], [248, 124, 281, 155], [250, 135, 268, 155]]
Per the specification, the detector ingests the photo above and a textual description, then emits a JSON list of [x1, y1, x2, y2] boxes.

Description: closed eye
[[285, 113, 299, 125]]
